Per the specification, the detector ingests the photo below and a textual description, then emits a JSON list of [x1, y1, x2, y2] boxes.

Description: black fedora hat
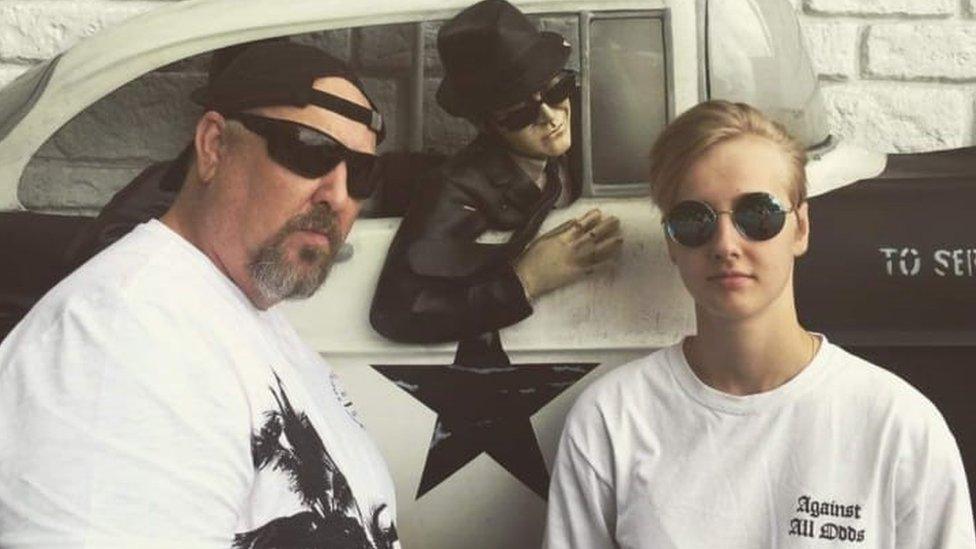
[[436, 0, 571, 118]]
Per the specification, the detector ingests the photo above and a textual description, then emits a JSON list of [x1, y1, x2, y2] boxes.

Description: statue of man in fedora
[[370, 0, 623, 346]]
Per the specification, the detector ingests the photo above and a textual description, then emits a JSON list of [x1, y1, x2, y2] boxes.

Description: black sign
[[797, 148, 976, 346]]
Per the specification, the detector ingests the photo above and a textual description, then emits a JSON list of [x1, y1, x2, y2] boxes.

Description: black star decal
[[373, 334, 598, 500]]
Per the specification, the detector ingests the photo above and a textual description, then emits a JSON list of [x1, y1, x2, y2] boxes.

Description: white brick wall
[[0, 0, 165, 87], [823, 85, 971, 151], [1, 0, 975, 211], [0, 63, 26, 88], [800, 0, 976, 153], [805, 0, 954, 16], [865, 24, 976, 81], [0, 1, 161, 59], [801, 21, 859, 80]]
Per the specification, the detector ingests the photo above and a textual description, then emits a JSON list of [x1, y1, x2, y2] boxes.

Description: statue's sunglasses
[[222, 112, 379, 200], [663, 192, 798, 248], [493, 70, 578, 131]]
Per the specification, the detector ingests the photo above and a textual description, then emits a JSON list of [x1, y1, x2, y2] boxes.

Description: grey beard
[[248, 205, 340, 305]]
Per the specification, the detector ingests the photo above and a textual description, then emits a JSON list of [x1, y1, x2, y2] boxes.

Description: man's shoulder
[[1, 221, 265, 393], [21, 221, 226, 338], [56, 224, 179, 300]]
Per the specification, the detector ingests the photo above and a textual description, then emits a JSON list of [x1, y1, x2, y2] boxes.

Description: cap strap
[[309, 89, 385, 142]]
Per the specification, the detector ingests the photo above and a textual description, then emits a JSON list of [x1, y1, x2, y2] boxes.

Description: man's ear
[[194, 111, 227, 184], [793, 200, 810, 257]]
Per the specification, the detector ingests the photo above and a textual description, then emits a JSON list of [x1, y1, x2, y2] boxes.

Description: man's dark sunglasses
[[663, 192, 798, 248], [493, 70, 578, 131], [223, 112, 379, 200]]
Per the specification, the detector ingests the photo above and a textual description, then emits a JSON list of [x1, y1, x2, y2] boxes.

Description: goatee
[[248, 204, 342, 305]]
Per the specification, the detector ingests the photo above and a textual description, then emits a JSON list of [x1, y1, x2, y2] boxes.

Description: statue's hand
[[515, 208, 623, 301]]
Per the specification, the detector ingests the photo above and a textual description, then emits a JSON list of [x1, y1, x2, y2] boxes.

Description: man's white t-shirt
[[545, 338, 974, 549], [0, 220, 399, 548]]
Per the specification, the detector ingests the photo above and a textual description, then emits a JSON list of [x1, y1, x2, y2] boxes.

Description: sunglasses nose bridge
[[708, 210, 748, 253], [537, 101, 560, 125], [310, 159, 354, 208]]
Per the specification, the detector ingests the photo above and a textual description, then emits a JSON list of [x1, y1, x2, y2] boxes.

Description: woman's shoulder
[[561, 346, 677, 431], [821, 343, 949, 431], [585, 347, 673, 397]]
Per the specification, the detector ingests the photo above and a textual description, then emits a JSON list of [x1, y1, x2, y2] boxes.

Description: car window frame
[[6, 0, 696, 212], [580, 9, 674, 198], [402, 8, 679, 200]]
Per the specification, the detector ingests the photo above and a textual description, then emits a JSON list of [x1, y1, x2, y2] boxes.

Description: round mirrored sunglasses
[[663, 192, 798, 248]]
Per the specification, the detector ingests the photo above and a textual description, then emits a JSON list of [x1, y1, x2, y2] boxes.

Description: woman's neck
[[685, 300, 818, 396]]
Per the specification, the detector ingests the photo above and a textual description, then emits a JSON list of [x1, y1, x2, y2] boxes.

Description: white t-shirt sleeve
[[894, 400, 975, 549], [544, 398, 618, 549], [0, 297, 255, 548]]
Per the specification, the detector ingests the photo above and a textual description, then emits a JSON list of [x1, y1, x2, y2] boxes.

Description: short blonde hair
[[648, 100, 807, 211]]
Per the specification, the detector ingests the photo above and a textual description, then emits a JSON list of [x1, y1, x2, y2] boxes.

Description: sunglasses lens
[[269, 132, 344, 180], [665, 201, 716, 247], [543, 72, 576, 105], [495, 71, 576, 131], [733, 192, 787, 241], [244, 115, 378, 199], [236, 114, 341, 179], [497, 103, 541, 131], [345, 153, 380, 200], [228, 112, 381, 200]]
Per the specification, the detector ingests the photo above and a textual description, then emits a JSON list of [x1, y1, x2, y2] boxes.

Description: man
[[370, 0, 623, 346], [0, 41, 400, 548]]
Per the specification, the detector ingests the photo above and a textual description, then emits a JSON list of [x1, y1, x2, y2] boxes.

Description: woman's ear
[[793, 200, 810, 257]]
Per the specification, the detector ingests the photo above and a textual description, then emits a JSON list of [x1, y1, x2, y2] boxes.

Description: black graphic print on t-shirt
[[233, 373, 398, 549]]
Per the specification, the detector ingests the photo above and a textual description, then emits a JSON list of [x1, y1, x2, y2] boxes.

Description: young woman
[[544, 100, 974, 548]]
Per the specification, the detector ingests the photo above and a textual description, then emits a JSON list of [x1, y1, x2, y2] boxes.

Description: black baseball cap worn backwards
[[191, 41, 385, 143]]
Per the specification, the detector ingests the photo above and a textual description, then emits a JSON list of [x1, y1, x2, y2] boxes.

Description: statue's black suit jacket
[[370, 134, 578, 344]]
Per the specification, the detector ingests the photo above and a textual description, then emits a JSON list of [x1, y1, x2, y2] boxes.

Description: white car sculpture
[[1, 1, 971, 548]]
